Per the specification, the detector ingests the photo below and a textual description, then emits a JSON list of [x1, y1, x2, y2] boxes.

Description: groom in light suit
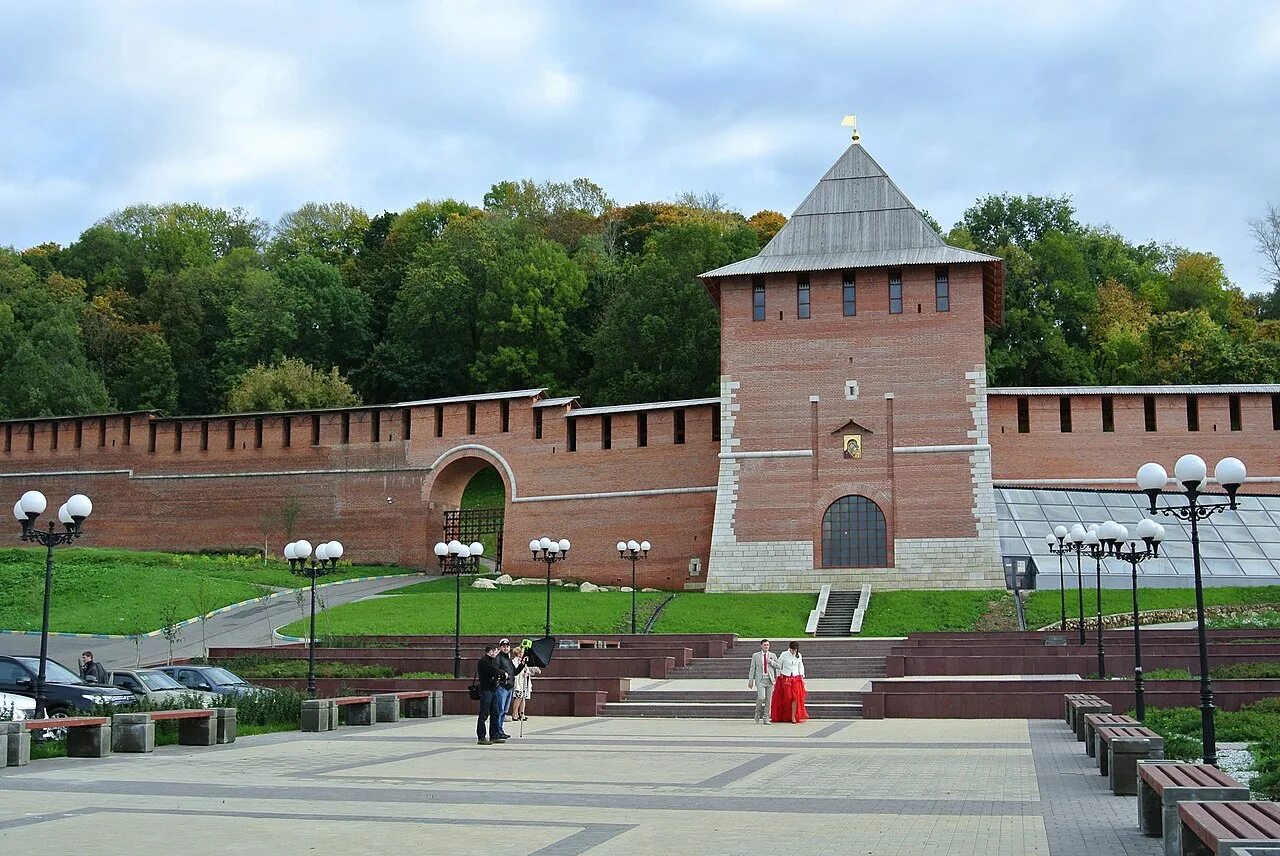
[[747, 639, 779, 724]]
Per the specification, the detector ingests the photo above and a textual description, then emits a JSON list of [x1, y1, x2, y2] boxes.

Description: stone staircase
[[814, 589, 861, 636], [601, 638, 893, 719]]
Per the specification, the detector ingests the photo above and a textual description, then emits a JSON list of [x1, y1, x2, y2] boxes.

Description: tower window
[[752, 277, 766, 321], [371, 410, 381, 442], [842, 271, 856, 316], [200, 421, 209, 451], [312, 414, 321, 446], [434, 405, 444, 438], [1059, 397, 1072, 433], [796, 274, 810, 319], [1144, 395, 1157, 432], [1016, 397, 1029, 433], [99, 417, 107, 447], [534, 409, 543, 440], [888, 270, 903, 314], [567, 419, 577, 452], [402, 409, 412, 440], [1101, 396, 1114, 433], [148, 423, 157, 453], [637, 412, 647, 447], [500, 400, 510, 433], [254, 417, 264, 449], [935, 267, 950, 312], [174, 423, 182, 452], [1272, 394, 1280, 430], [123, 419, 131, 447], [283, 417, 292, 448], [601, 415, 612, 449], [227, 420, 236, 450], [467, 402, 477, 435], [673, 409, 686, 445], [712, 405, 721, 441], [1187, 396, 1200, 432], [1229, 394, 1242, 431], [51, 423, 58, 451], [74, 420, 83, 449], [4, 424, 10, 452]]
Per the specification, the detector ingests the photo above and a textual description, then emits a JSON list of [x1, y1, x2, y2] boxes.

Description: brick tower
[[699, 127, 1007, 591]]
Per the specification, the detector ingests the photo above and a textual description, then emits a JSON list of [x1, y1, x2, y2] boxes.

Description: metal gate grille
[[442, 507, 504, 575]]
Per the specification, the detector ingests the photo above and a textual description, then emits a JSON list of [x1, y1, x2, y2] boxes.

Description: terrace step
[[815, 590, 862, 637], [602, 700, 863, 719]]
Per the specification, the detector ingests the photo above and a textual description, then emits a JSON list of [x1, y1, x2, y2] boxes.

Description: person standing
[[746, 640, 779, 725], [493, 638, 524, 736], [771, 641, 809, 724], [79, 651, 107, 684], [510, 646, 540, 722], [476, 643, 507, 745]]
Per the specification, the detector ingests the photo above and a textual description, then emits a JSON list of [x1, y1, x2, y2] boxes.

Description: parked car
[[158, 665, 273, 698], [106, 668, 218, 707], [0, 655, 136, 716], [0, 689, 37, 721]]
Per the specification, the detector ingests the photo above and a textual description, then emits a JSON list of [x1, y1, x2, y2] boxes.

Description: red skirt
[[770, 675, 809, 723]]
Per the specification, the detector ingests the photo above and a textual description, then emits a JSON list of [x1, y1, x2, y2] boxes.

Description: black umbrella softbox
[[525, 636, 556, 669]]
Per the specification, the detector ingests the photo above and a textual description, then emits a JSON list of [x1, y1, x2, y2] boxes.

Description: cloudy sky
[[2, 1, 1278, 291]]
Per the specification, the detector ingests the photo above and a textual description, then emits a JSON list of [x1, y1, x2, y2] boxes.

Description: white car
[[1, 689, 36, 721]]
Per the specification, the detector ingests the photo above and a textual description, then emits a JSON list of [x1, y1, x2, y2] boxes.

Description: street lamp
[[529, 536, 570, 637], [11, 490, 93, 718], [285, 538, 343, 696], [1045, 525, 1070, 631], [1137, 454, 1246, 766], [1059, 523, 1089, 645], [1104, 518, 1163, 722], [616, 539, 651, 634], [434, 539, 484, 678]]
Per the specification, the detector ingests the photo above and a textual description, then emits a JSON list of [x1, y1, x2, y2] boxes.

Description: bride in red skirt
[[770, 641, 809, 723]]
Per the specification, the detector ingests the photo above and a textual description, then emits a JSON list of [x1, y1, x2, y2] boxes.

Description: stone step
[[629, 692, 863, 703], [602, 701, 863, 719]]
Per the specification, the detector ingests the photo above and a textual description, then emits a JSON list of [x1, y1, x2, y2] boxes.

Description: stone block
[[342, 700, 374, 726], [1109, 737, 1162, 796], [403, 695, 432, 718], [66, 723, 112, 758], [177, 715, 216, 746], [2, 722, 31, 766], [301, 699, 331, 732], [111, 713, 155, 753], [215, 707, 237, 744], [374, 694, 400, 723]]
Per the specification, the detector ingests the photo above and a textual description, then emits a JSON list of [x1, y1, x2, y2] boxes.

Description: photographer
[[475, 643, 507, 746], [493, 638, 524, 729]]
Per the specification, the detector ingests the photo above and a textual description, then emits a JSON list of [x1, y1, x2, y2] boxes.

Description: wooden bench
[[1084, 713, 1139, 757], [1178, 801, 1280, 855], [1095, 725, 1165, 795], [1138, 762, 1250, 856], [23, 716, 111, 758], [1064, 692, 1102, 725], [1072, 697, 1113, 741]]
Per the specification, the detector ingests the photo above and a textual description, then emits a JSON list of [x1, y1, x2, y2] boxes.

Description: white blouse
[[777, 651, 805, 678]]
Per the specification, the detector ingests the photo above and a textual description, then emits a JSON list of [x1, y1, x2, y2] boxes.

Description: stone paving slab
[[0, 715, 1156, 855]]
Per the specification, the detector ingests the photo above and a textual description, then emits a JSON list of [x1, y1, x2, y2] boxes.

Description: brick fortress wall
[[989, 390, 1280, 490], [0, 394, 719, 590]]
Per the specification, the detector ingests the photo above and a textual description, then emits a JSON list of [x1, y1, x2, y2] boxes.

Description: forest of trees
[[2, 181, 1279, 420]]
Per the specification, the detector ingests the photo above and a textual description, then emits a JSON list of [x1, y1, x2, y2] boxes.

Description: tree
[[273, 255, 372, 374], [586, 222, 757, 403], [746, 210, 786, 245], [957, 193, 1079, 253], [269, 202, 371, 268], [1251, 203, 1280, 289], [226, 357, 362, 412], [484, 178, 613, 250]]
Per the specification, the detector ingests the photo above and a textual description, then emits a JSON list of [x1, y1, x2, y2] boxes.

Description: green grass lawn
[[282, 575, 671, 637], [650, 593, 816, 637], [856, 589, 1007, 636], [0, 547, 414, 635], [461, 468, 505, 559], [1023, 585, 1280, 630]]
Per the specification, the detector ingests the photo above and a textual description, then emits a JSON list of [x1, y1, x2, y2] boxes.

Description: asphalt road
[[0, 573, 437, 671]]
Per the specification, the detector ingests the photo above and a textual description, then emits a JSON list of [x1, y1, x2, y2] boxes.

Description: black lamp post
[[1137, 454, 1247, 766], [616, 539, 651, 634], [434, 538, 483, 678], [529, 536, 570, 637], [285, 538, 343, 696], [1045, 526, 1070, 632], [11, 490, 93, 719], [1059, 523, 1089, 645], [1082, 525, 1107, 679], [1104, 519, 1164, 722]]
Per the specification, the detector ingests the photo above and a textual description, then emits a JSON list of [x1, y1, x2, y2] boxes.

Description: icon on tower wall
[[843, 434, 863, 460]]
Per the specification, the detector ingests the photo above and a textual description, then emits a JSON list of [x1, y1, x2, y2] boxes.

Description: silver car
[[107, 669, 218, 707]]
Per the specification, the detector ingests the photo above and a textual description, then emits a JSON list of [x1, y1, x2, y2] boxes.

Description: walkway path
[[0, 715, 1164, 855], [0, 574, 436, 669]]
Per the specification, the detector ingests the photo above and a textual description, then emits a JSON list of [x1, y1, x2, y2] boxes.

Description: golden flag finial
[[841, 114, 860, 143]]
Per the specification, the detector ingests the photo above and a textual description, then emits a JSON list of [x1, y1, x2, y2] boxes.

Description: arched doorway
[[429, 456, 508, 574], [821, 495, 888, 568]]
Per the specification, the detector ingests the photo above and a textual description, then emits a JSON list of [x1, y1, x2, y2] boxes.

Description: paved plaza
[[0, 715, 1161, 856]]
